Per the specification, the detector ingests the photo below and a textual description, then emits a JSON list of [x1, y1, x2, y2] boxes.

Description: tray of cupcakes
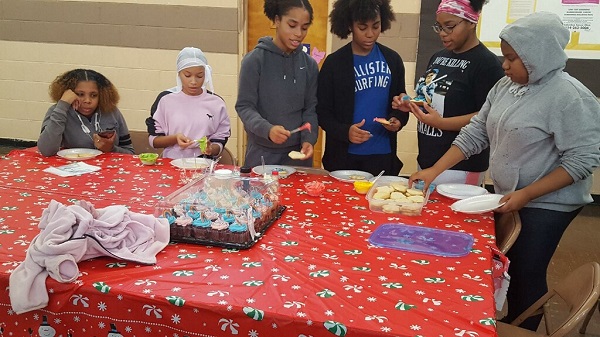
[[154, 172, 285, 249]]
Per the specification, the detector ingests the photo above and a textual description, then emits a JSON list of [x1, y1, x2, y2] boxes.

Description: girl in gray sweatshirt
[[38, 69, 134, 156], [235, 0, 318, 168], [411, 11, 600, 331]]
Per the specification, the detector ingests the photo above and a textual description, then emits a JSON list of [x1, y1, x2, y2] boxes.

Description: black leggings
[[499, 206, 582, 331]]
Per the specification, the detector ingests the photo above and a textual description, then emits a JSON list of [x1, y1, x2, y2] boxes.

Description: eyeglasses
[[432, 19, 464, 34]]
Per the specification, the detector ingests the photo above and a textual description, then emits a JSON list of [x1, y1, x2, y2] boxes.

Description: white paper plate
[[57, 148, 102, 161], [451, 194, 506, 214], [252, 165, 296, 177], [329, 170, 374, 183], [436, 183, 488, 200], [170, 158, 213, 170]]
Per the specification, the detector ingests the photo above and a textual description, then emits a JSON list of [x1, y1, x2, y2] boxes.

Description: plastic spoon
[[290, 122, 312, 134], [370, 170, 385, 184], [209, 156, 221, 174]]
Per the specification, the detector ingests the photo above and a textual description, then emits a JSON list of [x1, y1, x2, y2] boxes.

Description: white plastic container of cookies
[[365, 178, 431, 216]]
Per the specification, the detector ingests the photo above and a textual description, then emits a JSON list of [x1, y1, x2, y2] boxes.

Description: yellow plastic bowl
[[354, 180, 373, 194], [139, 153, 159, 165]]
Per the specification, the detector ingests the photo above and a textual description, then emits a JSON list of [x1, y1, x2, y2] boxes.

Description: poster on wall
[[478, 0, 600, 60]]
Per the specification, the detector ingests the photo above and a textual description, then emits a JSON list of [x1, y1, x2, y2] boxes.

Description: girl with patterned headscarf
[[146, 47, 231, 159], [393, 0, 503, 186]]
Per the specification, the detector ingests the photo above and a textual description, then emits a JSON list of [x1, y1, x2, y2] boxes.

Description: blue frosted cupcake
[[228, 223, 250, 244], [192, 217, 211, 240]]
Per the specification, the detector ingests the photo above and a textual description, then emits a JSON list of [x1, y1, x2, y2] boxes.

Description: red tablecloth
[[0, 150, 499, 337]]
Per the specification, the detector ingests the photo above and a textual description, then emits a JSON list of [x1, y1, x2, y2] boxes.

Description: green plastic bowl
[[139, 153, 159, 165]]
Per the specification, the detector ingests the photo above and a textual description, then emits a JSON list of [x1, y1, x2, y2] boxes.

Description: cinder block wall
[[1, 0, 598, 193], [0, 0, 241, 152]]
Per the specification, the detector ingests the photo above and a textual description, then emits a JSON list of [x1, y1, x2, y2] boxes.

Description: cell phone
[[97, 130, 116, 138]]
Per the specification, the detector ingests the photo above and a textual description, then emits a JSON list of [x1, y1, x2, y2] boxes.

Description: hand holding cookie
[[373, 117, 391, 125], [288, 150, 306, 160]]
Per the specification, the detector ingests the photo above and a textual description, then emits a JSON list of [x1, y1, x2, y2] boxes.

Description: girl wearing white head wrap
[[171, 47, 214, 94], [146, 47, 231, 159]]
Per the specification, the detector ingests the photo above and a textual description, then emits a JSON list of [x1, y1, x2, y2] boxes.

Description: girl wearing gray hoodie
[[236, 0, 319, 168], [411, 12, 600, 330]]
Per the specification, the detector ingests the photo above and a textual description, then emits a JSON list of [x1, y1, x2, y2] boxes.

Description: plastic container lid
[[214, 169, 233, 179], [368, 223, 474, 257]]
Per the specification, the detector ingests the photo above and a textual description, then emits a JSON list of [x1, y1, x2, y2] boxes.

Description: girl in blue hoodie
[[236, 0, 318, 168], [411, 12, 600, 330]]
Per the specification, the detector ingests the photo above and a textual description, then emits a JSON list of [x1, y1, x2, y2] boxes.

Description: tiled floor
[[0, 145, 19, 155], [0, 145, 598, 335]]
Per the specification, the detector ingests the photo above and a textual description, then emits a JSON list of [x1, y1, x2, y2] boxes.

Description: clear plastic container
[[365, 179, 431, 216], [154, 172, 283, 249]]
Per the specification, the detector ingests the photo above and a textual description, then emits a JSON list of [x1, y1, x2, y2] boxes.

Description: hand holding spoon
[[290, 122, 312, 134]]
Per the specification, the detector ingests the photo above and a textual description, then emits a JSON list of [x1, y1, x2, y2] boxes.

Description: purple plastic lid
[[368, 223, 474, 257]]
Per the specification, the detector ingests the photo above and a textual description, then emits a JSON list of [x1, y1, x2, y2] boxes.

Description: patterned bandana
[[436, 0, 480, 23]]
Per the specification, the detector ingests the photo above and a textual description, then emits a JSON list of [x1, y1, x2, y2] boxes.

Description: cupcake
[[192, 217, 211, 240], [210, 219, 229, 242], [228, 223, 250, 244], [176, 216, 193, 237]]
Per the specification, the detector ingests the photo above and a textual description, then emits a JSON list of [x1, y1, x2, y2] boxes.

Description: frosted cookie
[[406, 188, 424, 196], [288, 151, 305, 160]]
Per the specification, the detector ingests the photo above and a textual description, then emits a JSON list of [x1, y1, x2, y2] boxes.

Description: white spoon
[[370, 170, 385, 185]]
